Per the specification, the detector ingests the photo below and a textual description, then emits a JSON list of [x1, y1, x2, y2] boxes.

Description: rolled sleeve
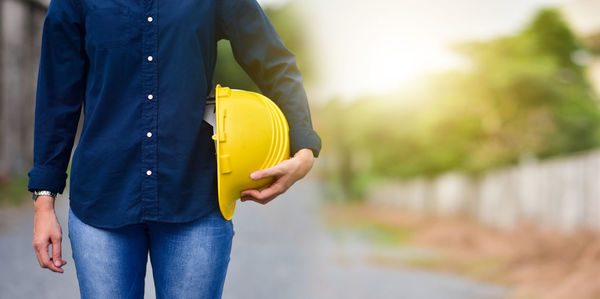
[[216, 0, 322, 157], [27, 0, 87, 194]]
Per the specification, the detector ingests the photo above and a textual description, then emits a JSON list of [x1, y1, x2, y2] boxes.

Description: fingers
[[33, 239, 64, 273], [241, 194, 275, 205], [33, 242, 44, 268], [250, 164, 286, 181], [240, 181, 287, 205], [32, 210, 66, 273], [51, 234, 66, 268], [240, 188, 262, 199], [242, 159, 300, 204]]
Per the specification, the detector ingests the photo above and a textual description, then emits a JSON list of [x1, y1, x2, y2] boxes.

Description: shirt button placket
[[141, 0, 159, 219]]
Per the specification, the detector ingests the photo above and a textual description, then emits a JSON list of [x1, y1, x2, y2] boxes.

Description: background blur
[[1, 0, 600, 298]]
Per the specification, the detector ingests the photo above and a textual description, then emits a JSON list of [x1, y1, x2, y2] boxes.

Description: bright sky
[[261, 0, 576, 101], [258, 0, 600, 101]]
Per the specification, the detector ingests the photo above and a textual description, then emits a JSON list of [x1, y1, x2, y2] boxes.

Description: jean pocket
[[86, 6, 132, 48]]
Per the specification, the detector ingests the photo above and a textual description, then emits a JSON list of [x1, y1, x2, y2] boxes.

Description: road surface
[[0, 178, 508, 299]]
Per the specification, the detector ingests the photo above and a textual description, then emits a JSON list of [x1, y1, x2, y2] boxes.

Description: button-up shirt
[[27, 0, 322, 228]]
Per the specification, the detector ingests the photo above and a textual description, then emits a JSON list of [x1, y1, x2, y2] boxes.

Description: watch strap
[[32, 190, 57, 201]]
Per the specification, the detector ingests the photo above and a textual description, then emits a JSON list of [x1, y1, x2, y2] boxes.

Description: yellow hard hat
[[212, 84, 290, 220]]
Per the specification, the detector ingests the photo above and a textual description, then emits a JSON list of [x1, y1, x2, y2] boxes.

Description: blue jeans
[[68, 206, 234, 299]]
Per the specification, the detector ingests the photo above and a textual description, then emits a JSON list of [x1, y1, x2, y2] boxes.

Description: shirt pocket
[[85, 6, 132, 48]]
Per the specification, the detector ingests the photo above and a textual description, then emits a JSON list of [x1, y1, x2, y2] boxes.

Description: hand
[[32, 195, 67, 273], [240, 148, 315, 205]]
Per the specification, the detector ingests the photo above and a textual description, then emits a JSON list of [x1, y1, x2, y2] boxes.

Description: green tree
[[316, 8, 600, 200]]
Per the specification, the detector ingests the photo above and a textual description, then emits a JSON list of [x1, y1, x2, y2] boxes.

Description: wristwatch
[[31, 190, 57, 201]]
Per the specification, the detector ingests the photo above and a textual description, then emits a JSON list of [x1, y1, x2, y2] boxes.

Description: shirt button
[[147, 16, 153, 22], [147, 132, 153, 138], [147, 94, 153, 100], [146, 170, 152, 176], [147, 56, 153, 61]]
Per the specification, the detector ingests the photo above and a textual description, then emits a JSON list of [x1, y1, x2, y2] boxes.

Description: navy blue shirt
[[27, 0, 321, 228]]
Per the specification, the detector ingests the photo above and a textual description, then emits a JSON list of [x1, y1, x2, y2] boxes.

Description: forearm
[[217, 0, 322, 157], [293, 148, 314, 176]]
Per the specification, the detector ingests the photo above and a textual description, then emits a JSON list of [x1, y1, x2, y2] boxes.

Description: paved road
[[0, 178, 508, 299]]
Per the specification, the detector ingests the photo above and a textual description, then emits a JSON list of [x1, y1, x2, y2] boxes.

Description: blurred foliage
[[0, 173, 30, 207], [214, 2, 314, 91], [316, 8, 600, 200]]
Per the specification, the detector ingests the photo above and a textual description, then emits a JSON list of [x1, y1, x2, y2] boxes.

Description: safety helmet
[[211, 85, 290, 220]]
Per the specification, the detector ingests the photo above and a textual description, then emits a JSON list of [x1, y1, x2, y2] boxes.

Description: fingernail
[[250, 173, 257, 180], [54, 260, 61, 267]]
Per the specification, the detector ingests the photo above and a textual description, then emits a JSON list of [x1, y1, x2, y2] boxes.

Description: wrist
[[34, 195, 56, 212], [294, 148, 314, 160], [293, 148, 314, 170]]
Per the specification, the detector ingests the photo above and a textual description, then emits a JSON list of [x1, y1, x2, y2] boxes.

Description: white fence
[[368, 151, 600, 232]]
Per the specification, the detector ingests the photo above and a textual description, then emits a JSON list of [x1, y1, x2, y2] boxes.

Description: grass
[[0, 173, 31, 207], [323, 202, 416, 247], [328, 220, 414, 246], [406, 255, 508, 282]]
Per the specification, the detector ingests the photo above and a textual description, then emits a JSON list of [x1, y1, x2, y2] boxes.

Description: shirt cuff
[[289, 127, 322, 158], [27, 165, 68, 194]]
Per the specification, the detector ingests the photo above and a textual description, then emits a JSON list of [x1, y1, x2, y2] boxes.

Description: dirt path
[[0, 177, 508, 299]]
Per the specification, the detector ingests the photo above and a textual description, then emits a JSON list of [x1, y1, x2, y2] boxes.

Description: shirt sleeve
[[216, 0, 322, 158], [27, 0, 87, 194]]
